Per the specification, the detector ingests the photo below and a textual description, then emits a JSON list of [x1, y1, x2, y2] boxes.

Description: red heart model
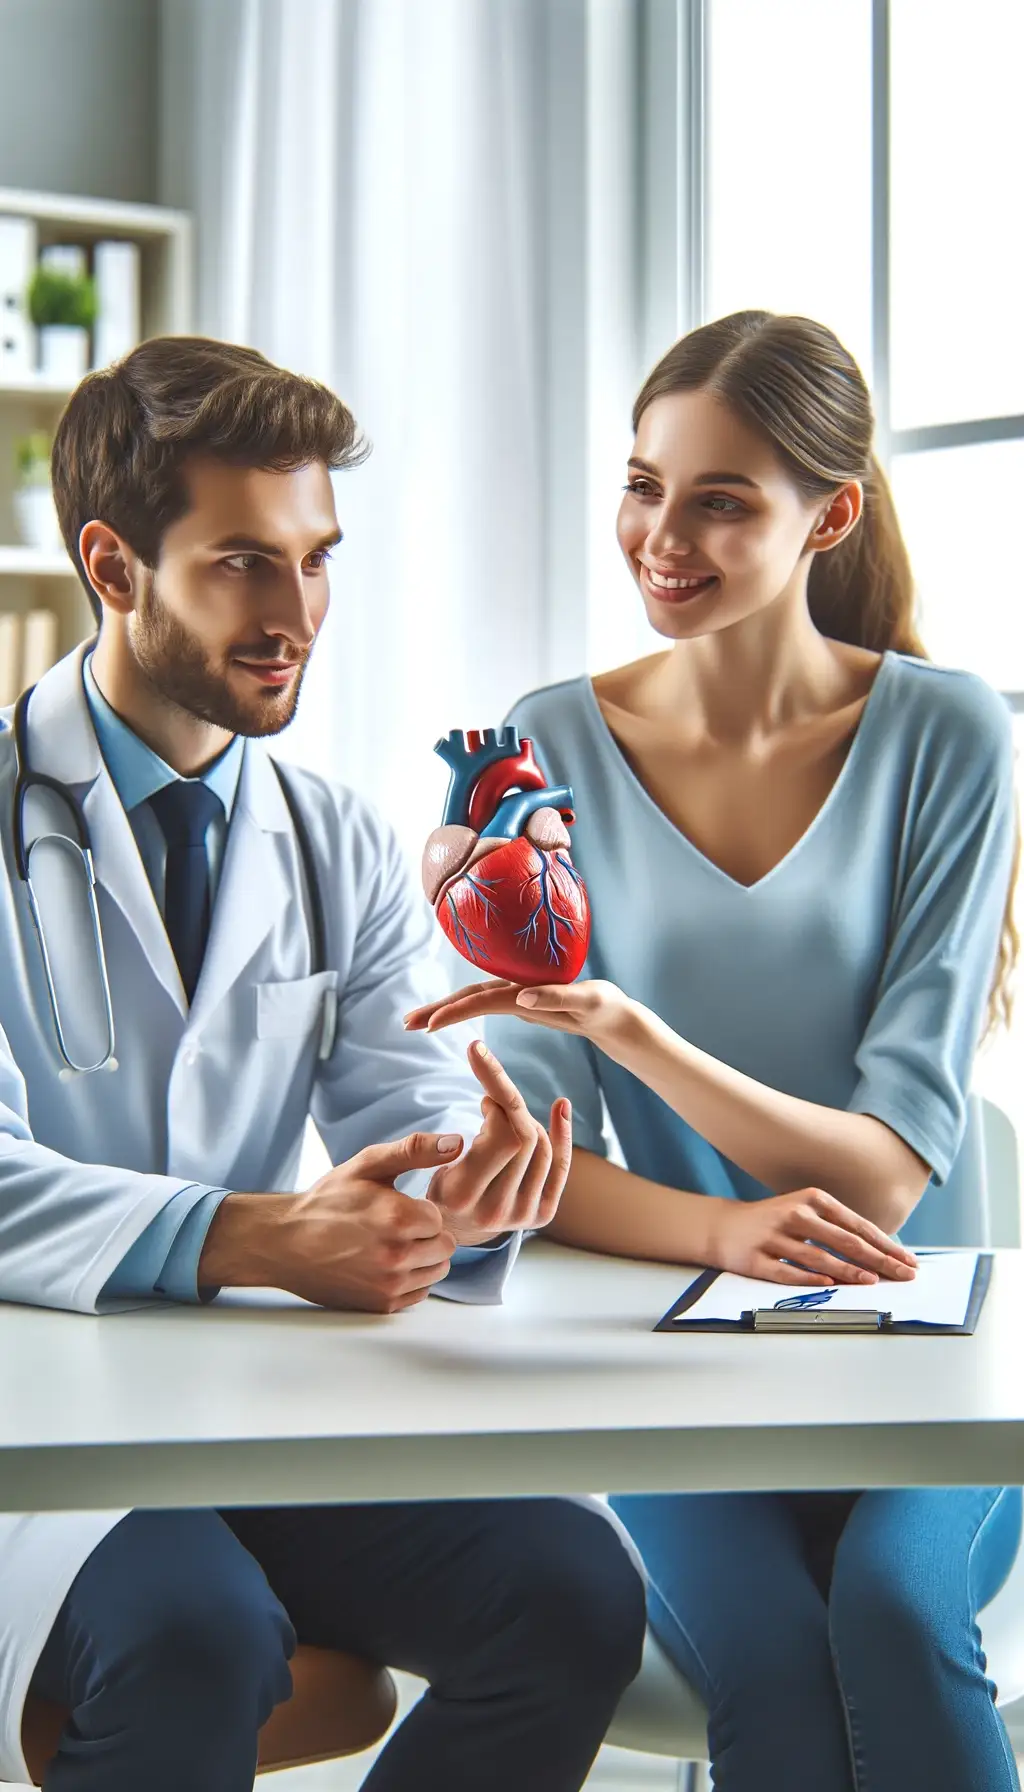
[[422, 727, 591, 985]]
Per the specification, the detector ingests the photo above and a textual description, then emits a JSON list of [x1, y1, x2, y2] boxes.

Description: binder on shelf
[[0, 612, 23, 708], [0, 214, 37, 376], [92, 240, 141, 368], [21, 608, 59, 687]]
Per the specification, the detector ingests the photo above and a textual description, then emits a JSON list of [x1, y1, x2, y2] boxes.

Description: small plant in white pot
[[13, 433, 61, 554], [27, 265, 97, 382]]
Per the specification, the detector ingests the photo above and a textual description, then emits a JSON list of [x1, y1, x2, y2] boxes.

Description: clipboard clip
[[745, 1308, 891, 1332]]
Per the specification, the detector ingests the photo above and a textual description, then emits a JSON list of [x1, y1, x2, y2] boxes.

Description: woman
[[406, 311, 1022, 1791]]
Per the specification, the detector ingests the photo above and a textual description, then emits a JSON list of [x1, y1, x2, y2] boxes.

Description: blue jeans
[[30, 1500, 645, 1792], [610, 1486, 1022, 1792]]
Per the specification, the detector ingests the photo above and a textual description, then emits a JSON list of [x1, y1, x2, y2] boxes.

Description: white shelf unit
[[0, 187, 193, 685], [0, 546, 74, 577]]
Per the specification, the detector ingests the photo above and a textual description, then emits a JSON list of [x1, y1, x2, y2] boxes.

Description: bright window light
[[707, 0, 873, 381], [890, 439, 1024, 689], [890, 0, 1024, 430]]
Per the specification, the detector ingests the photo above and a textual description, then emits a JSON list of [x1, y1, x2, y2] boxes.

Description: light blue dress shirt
[[486, 654, 1017, 1248], [87, 655, 510, 1303], [84, 654, 241, 1303]]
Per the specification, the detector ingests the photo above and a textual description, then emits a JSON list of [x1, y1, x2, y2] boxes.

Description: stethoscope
[[10, 683, 329, 1078]]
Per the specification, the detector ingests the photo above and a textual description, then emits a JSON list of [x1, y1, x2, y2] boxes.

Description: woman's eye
[[306, 549, 333, 570], [703, 496, 742, 515], [623, 478, 658, 498]]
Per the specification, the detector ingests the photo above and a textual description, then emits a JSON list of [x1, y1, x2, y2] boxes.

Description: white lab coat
[[0, 645, 504, 1782]]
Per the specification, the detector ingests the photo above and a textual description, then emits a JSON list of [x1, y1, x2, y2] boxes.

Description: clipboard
[[655, 1254, 993, 1335]]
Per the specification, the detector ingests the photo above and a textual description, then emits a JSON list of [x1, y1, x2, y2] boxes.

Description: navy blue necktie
[[148, 779, 224, 1002]]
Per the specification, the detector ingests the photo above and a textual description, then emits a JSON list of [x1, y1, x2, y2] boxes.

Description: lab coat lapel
[[24, 647, 188, 1017], [188, 743, 293, 1029]]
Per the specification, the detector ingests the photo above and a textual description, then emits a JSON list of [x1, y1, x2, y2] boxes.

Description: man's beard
[[130, 573, 309, 738]]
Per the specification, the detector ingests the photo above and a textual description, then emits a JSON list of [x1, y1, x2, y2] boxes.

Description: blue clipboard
[[654, 1253, 994, 1334]]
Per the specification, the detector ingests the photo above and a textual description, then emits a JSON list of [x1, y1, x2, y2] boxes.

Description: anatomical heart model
[[422, 727, 592, 984]]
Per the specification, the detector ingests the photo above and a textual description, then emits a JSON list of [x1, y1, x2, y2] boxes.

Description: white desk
[[2, 1243, 1023, 1514]]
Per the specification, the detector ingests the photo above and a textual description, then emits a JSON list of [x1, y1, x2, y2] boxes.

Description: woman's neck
[[641, 606, 879, 748]]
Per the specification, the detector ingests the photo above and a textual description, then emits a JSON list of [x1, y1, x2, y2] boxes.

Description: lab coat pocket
[[256, 970, 339, 1043]]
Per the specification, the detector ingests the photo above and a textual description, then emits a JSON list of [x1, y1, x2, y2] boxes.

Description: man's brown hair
[[52, 335, 368, 624]]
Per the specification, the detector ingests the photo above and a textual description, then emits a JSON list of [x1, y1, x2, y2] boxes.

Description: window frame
[[665, 0, 1024, 707]]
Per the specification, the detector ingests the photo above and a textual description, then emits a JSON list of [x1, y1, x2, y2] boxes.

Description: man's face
[[129, 455, 341, 737]]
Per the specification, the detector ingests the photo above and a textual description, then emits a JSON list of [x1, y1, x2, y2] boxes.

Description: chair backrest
[[979, 1094, 1022, 1247], [900, 1092, 1021, 1249]]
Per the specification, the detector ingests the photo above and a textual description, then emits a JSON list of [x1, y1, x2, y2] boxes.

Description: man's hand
[[197, 1041, 572, 1308], [198, 1133, 463, 1313], [426, 1040, 572, 1246]]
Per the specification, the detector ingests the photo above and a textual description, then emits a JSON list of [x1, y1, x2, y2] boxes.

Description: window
[[690, 0, 1024, 699], [891, 440, 1024, 689], [889, 0, 1024, 432], [707, 0, 874, 381]]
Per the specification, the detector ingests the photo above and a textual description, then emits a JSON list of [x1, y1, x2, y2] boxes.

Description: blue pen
[[773, 1287, 840, 1311]]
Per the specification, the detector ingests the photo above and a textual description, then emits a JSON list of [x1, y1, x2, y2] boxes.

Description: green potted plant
[[12, 431, 60, 553], [27, 264, 97, 382]]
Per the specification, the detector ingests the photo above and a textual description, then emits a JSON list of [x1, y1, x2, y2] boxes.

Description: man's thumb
[[357, 1132, 464, 1181]]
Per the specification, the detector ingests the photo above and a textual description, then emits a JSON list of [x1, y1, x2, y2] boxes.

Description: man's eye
[[223, 554, 260, 572]]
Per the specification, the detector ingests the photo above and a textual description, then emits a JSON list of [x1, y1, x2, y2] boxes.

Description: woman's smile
[[639, 562, 719, 604]]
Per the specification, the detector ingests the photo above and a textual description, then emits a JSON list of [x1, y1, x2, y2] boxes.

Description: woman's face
[[616, 387, 835, 643]]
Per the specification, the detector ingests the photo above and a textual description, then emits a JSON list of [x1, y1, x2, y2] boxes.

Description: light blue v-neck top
[[485, 653, 1017, 1245]]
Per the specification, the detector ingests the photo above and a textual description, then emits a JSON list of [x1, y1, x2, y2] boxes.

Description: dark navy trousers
[[29, 1499, 645, 1791]]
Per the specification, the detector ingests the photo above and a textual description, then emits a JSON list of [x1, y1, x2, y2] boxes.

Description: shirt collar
[[82, 650, 245, 820]]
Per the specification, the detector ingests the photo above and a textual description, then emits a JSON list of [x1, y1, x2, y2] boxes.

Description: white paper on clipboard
[[675, 1250, 980, 1327]]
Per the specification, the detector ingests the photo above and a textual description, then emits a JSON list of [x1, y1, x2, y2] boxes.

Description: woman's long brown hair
[[634, 310, 1018, 1033]]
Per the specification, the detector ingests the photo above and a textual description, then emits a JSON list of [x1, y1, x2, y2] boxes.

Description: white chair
[[606, 1093, 1024, 1784]]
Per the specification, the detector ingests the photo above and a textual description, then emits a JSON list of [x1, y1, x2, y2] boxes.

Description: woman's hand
[[404, 977, 636, 1054], [707, 1186, 918, 1286]]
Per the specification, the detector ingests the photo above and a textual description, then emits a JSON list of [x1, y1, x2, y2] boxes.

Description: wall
[[0, 0, 160, 203]]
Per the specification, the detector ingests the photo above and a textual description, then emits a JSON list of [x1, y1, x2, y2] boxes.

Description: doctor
[[0, 336, 644, 1792]]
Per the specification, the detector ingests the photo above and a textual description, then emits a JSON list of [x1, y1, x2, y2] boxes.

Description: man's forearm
[[197, 1191, 294, 1289]]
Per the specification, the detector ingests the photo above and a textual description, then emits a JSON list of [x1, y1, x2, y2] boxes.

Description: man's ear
[[78, 521, 139, 616]]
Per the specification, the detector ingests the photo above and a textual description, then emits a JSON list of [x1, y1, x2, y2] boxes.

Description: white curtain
[[159, 0, 654, 856]]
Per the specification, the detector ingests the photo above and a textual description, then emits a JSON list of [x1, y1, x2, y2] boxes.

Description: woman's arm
[[408, 981, 932, 1233], [547, 1145, 719, 1259], [595, 996, 932, 1232], [551, 1146, 918, 1284]]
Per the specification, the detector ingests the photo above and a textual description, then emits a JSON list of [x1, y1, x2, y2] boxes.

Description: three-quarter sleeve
[[848, 681, 1017, 1183]]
